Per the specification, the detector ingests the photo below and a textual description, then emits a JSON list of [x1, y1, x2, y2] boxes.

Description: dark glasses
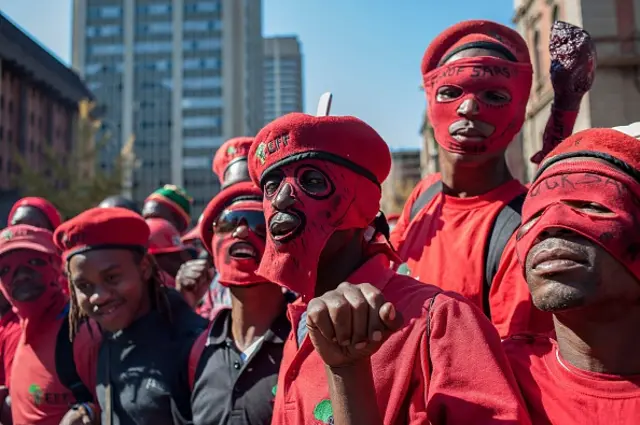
[[213, 209, 266, 237]]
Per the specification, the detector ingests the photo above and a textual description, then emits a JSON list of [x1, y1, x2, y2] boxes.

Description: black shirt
[[191, 308, 291, 425], [96, 288, 208, 425]]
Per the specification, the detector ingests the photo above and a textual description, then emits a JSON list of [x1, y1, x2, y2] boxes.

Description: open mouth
[[92, 301, 125, 319], [269, 212, 302, 241], [228, 241, 258, 260], [11, 279, 45, 302]]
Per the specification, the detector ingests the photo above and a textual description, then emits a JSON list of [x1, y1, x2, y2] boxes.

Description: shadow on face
[[524, 229, 640, 314], [68, 249, 152, 332], [10, 206, 52, 231]]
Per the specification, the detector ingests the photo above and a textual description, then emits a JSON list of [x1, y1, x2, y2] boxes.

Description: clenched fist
[[176, 259, 214, 308], [307, 282, 403, 368]]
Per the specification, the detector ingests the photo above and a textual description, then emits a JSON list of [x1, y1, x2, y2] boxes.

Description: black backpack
[[399, 180, 525, 318]]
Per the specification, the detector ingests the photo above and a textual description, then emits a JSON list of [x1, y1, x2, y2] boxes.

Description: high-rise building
[[0, 12, 93, 225], [72, 0, 263, 218], [263, 36, 303, 125], [513, 0, 640, 182]]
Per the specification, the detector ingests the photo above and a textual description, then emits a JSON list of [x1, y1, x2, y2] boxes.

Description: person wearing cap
[[247, 113, 529, 424], [146, 217, 195, 280], [390, 20, 552, 337], [213, 137, 254, 189], [54, 207, 208, 424], [98, 195, 141, 215], [143, 184, 193, 233], [186, 181, 290, 425], [8, 197, 62, 231], [503, 128, 640, 424], [0, 225, 100, 425]]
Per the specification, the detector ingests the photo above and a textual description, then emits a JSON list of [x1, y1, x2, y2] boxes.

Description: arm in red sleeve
[[489, 237, 554, 338], [426, 293, 532, 425], [2, 317, 21, 387]]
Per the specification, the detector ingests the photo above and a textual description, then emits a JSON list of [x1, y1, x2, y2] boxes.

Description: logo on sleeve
[[313, 399, 334, 424], [28, 384, 43, 405]]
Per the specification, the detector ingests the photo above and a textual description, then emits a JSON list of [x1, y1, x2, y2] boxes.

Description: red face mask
[[258, 159, 381, 300], [516, 161, 640, 281], [424, 56, 532, 155], [0, 250, 65, 322], [212, 200, 267, 287]]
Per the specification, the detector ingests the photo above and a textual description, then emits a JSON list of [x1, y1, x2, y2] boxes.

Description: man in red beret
[[212, 137, 254, 188], [247, 112, 530, 424], [391, 20, 552, 337], [504, 128, 640, 424], [187, 181, 290, 424], [146, 217, 194, 283], [0, 225, 99, 425], [54, 207, 207, 424], [8, 197, 62, 231]]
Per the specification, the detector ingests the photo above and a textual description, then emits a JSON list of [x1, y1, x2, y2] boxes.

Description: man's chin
[[531, 284, 588, 313]]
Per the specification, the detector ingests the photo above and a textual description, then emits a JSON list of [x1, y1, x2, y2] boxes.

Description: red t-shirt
[[9, 307, 101, 425], [0, 311, 21, 386], [271, 255, 531, 425], [390, 173, 552, 338], [504, 335, 640, 425]]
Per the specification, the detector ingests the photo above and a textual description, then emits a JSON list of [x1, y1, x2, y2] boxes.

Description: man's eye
[[482, 90, 511, 104], [436, 86, 462, 101], [264, 180, 280, 196], [29, 258, 47, 267], [0, 266, 10, 277]]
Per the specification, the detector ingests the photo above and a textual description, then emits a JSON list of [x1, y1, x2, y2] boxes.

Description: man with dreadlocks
[[0, 225, 100, 425], [54, 207, 207, 424]]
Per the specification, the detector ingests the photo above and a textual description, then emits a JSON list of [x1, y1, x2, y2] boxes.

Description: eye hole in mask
[[435, 85, 512, 106], [295, 165, 334, 199], [214, 209, 267, 238]]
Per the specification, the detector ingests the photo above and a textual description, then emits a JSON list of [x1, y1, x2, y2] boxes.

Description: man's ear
[[140, 254, 153, 281]]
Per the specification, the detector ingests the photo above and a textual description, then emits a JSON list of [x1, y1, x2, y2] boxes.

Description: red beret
[[54, 207, 150, 261], [0, 225, 58, 256], [537, 128, 640, 178], [146, 218, 187, 255], [9, 197, 62, 229], [422, 20, 531, 75], [212, 137, 254, 182], [199, 181, 263, 256], [248, 113, 391, 187]]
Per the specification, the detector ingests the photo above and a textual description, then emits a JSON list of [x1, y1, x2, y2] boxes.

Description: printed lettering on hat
[[255, 134, 290, 165], [1, 230, 12, 241]]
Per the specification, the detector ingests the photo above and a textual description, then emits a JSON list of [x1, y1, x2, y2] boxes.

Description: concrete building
[[381, 149, 422, 215], [0, 12, 93, 226], [72, 0, 264, 218], [513, 0, 640, 182], [263, 36, 303, 125]]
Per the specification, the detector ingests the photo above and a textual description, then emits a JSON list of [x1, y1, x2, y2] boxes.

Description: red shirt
[[271, 255, 531, 425], [390, 173, 552, 338], [10, 306, 101, 425], [0, 311, 21, 386], [504, 335, 640, 425]]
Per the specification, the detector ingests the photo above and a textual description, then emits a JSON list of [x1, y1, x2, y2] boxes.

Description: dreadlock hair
[[67, 248, 173, 341]]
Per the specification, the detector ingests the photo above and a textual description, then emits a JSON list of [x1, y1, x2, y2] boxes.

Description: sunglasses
[[213, 209, 267, 237]]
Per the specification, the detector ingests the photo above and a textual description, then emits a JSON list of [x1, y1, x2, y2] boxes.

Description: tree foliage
[[12, 100, 134, 219]]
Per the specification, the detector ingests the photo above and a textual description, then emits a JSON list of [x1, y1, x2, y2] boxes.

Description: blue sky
[[0, 0, 513, 149]]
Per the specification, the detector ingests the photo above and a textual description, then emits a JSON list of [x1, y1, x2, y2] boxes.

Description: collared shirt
[[96, 289, 207, 425], [271, 254, 531, 425], [191, 307, 291, 425]]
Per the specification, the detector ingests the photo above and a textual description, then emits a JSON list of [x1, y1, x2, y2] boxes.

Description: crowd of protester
[[0, 18, 637, 425]]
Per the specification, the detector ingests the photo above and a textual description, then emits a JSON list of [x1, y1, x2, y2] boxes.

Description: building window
[[182, 116, 221, 129], [183, 57, 220, 70], [143, 22, 173, 34], [185, 2, 220, 13], [89, 6, 122, 18], [182, 77, 221, 90], [182, 97, 223, 109], [182, 38, 221, 51], [138, 4, 172, 15], [183, 20, 222, 32], [533, 30, 542, 79], [90, 44, 124, 56], [183, 136, 223, 148], [134, 42, 173, 53], [182, 156, 211, 169]]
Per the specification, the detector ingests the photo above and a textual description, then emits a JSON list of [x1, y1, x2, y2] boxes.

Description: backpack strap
[[55, 306, 94, 404], [188, 306, 229, 390], [409, 180, 444, 222], [482, 192, 526, 318]]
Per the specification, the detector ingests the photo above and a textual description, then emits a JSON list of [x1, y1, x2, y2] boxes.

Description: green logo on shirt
[[29, 384, 43, 405], [313, 399, 334, 424], [271, 385, 277, 397]]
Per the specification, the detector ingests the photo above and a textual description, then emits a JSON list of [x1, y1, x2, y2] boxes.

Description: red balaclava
[[248, 113, 392, 300], [212, 137, 254, 186], [516, 128, 640, 281], [0, 226, 66, 328], [200, 182, 266, 286], [8, 197, 62, 229], [422, 20, 533, 156]]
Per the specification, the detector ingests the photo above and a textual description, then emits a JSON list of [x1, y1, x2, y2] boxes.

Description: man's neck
[[439, 151, 513, 197], [230, 285, 285, 351], [554, 307, 640, 375], [315, 238, 366, 297]]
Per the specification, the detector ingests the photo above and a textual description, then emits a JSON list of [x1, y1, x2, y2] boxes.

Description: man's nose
[[272, 182, 296, 210], [233, 224, 249, 239], [457, 97, 480, 117]]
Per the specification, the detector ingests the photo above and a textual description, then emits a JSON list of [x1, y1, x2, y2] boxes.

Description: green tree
[[12, 100, 134, 219]]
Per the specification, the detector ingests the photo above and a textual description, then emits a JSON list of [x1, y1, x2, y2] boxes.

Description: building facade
[[72, 0, 263, 218], [514, 0, 640, 182], [381, 149, 422, 215], [0, 12, 93, 225], [263, 36, 303, 125]]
